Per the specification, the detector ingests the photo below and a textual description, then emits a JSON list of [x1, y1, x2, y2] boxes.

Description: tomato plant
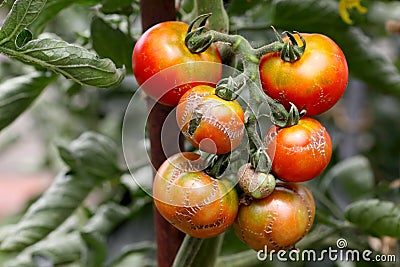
[[4, 0, 400, 266], [153, 152, 239, 238], [176, 85, 245, 154], [259, 33, 348, 116], [132, 21, 222, 106], [234, 182, 315, 252], [265, 117, 332, 182]]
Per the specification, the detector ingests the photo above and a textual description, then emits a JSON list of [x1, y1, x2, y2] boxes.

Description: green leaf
[[0, 172, 96, 251], [1, 37, 125, 88], [0, 132, 120, 251], [81, 232, 107, 267], [108, 252, 148, 267], [0, 71, 54, 132], [100, 0, 134, 15], [3, 232, 84, 267], [15, 28, 32, 48], [0, 0, 46, 46], [345, 199, 400, 238], [320, 155, 374, 201], [227, 0, 265, 16], [271, 0, 346, 32], [29, 0, 103, 36], [82, 202, 131, 235], [333, 27, 400, 98], [91, 16, 135, 71], [108, 242, 156, 267], [57, 131, 122, 181], [270, 0, 400, 98]]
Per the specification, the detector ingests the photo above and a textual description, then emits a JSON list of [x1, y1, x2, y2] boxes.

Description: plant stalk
[[172, 235, 204, 267]]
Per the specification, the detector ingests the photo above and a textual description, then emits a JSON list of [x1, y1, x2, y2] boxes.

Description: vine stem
[[139, 1, 185, 267], [172, 235, 204, 267], [200, 30, 292, 127]]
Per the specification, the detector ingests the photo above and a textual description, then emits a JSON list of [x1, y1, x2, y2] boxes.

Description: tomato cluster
[[132, 21, 347, 253]]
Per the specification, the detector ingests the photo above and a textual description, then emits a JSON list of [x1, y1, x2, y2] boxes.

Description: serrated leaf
[[320, 156, 374, 201], [270, 0, 400, 97], [0, 71, 54, 132], [2, 37, 125, 88], [0, 172, 95, 251], [345, 199, 400, 238], [57, 131, 122, 181], [0, 0, 46, 46], [91, 16, 135, 71], [29, 0, 103, 35]]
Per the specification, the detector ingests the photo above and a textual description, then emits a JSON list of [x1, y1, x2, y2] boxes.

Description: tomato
[[176, 85, 245, 154], [237, 163, 276, 199], [259, 33, 348, 116], [153, 152, 239, 238], [132, 21, 222, 106], [265, 117, 332, 182], [234, 182, 315, 252]]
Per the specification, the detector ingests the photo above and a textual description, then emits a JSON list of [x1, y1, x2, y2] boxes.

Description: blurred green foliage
[[0, 0, 399, 266]]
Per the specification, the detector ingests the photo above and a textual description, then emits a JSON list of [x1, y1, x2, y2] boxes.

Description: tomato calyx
[[185, 13, 214, 53], [284, 102, 307, 127], [272, 26, 306, 63], [205, 153, 231, 178], [215, 75, 246, 101]]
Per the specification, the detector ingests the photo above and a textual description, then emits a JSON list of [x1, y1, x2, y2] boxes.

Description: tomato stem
[[185, 16, 306, 127], [245, 114, 272, 173], [172, 235, 204, 267]]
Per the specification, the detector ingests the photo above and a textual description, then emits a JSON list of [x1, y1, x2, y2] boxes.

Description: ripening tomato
[[259, 33, 348, 116], [265, 117, 332, 182], [153, 152, 239, 238], [132, 21, 222, 106], [234, 182, 315, 252], [176, 85, 245, 154]]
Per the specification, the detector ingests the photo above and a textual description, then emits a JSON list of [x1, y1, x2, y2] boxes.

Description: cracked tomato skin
[[234, 182, 315, 252], [265, 117, 332, 182], [132, 21, 222, 106], [259, 33, 348, 116], [153, 152, 239, 238], [176, 85, 245, 154]]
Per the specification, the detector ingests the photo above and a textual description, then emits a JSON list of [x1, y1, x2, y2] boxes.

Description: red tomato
[[176, 85, 245, 154], [153, 152, 239, 238], [132, 21, 222, 106], [259, 33, 348, 116], [265, 117, 332, 182], [234, 182, 315, 252]]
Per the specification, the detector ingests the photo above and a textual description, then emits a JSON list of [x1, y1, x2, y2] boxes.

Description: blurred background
[[0, 0, 399, 266]]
